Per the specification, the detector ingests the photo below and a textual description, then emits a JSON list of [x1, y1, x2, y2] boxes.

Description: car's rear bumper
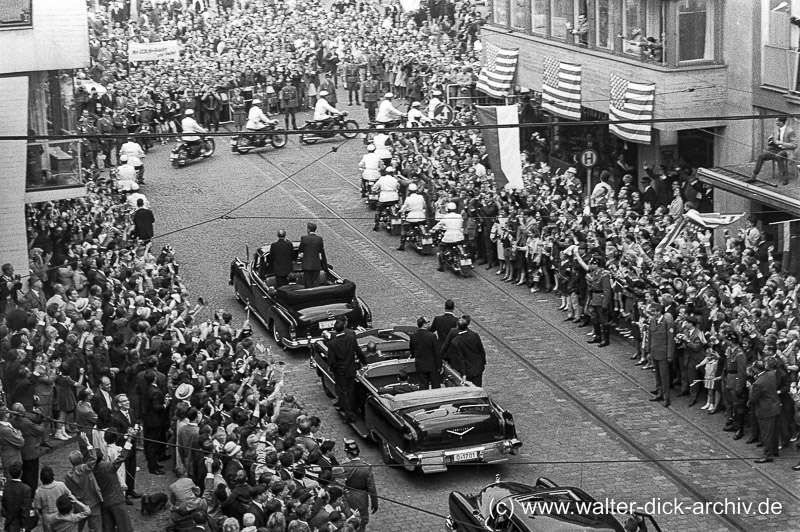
[[281, 336, 321, 349], [399, 438, 523, 474]]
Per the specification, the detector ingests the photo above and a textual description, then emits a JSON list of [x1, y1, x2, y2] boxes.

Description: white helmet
[[408, 183, 418, 192], [446, 202, 457, 212], [384, 92, 394, 99], [411, 101, 421, 108], [252, 98, 262, 105], [184, 109, 194, 116], [318, 90, 329, 97], [367, 144, 376, 152]]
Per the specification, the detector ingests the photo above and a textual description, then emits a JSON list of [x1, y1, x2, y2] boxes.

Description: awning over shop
[[697, 167, 800, 218]]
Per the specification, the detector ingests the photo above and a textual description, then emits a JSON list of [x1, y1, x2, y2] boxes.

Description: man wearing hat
[[721, 330, 748, 440], [410, 316, 441, 389], [341, 439, 378, 532], [406, 101, 429, 127], [312, 90, 343, 127], [646, 303, 675, 407], [318, 71, 338, 106], [359, 144, 384, 198], [427, 89, 443, 120], [222, 442, 244, 486], [361, 70, 380, 121], [574, 250, 613, 347], [370, 163, 400, 232], [376, 92, 403, 126]]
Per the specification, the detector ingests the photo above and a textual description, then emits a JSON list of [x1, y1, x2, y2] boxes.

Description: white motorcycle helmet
[[184, 109, 194, 116], [252, 99, 262, 105], [408, 183, 418, 192], [446, 202, 457, 212]]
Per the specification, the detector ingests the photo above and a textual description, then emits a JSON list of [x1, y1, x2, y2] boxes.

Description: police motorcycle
[[171, 109, 216, 168], [375, 203, 402, 235], [171, 136, 215, 168], [404, 221, 434, 255], [299, 112, 359, 144], [433, 202, 472, 277], [231, 100, 288, 153]]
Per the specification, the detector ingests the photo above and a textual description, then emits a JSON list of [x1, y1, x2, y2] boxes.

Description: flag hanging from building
[[655, 210, 744, 255], [541, 57, 582, 120], [608, 74, 656, 144], [476, 43, 519, 98], [476, 105, 524, 189]]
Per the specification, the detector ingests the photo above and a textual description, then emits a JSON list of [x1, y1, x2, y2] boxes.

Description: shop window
[[532, 0, 547, 34], [678, 0, 713, 62], [0, 0, 32, 28], [550, 0, 573, 39], [511, 0, 530, 31]]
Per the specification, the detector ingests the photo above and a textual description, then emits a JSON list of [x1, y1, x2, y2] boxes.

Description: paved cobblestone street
[[39, 104, 800, 531]]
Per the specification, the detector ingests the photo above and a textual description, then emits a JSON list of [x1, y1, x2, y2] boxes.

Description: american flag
[[655, 210, 744, 255], [608, 74, 656, 144], [541, 57, 582, 120], [476, 42, 519, 99]]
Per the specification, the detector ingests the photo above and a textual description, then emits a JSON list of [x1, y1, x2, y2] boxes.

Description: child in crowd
[[697, 348, 720, 412]]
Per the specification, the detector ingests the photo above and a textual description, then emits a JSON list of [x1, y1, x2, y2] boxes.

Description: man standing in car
[[325, 321, 367, 423], [298, 222, 327, 288], [268, 229, 295, 288], [429, 299, 458, 350], [410, 317, 440, 389], [441, 316, 487, 386]]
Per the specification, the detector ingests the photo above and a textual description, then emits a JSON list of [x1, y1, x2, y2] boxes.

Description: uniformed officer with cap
[[722, 329, 748, 440], [361, 71, 380, 122], [573, 251, 613, 347], [341, 439, 378, 532]]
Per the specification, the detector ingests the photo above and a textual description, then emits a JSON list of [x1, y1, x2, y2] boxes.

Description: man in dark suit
[[410, 317, 441, 389], [141, 370, 169, 475], [428, 299, 458, 350], [298, 222, 327, 288], [442, 316, 487, 386], [246, 484, 270, 528], [91, 376, 114, 413], [94, 432, 134, 530], [1, 462, 31, 532], [112, 394, 141, 502], [134, 356, 167, 421], [325, 321, 367, 422], [750, 116, 797, 185], [749, 360, 781, 463], [268, 229, 295, 288], [646, 303, 676, 407], [9, 403, 44, 493]]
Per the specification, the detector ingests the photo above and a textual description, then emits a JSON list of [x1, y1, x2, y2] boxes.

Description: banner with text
[[128, 40, 180, 62]]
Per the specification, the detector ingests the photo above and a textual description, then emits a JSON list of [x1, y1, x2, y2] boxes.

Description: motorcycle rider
[[376, 92, 404, 127], [427, 90, 443, 120], [119, 137, 146, 183], [313, 90, 343, 129], [432, 202, 464, 272], [371, 167, 400, 232], [358, 144, 384, 199], [115, 155, 138, 191], [397, 183, 426, 251], [406, 101, 430, 127], [245, 98, 277, 143], [373, 129, 393, 168], [180, 109, 208, 156]]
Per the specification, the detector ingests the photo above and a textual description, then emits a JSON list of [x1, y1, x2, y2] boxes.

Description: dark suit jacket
[[326, 331, 367, 378], [409, 329, 440, 373], [749, 370, 781, 419], [221, 483, 251, 522], [298, 233, 327, 271], [134, 369, 167, 420], [1, 479, 31, 529], [93, 447, 130, 507], [429, 313, 458, 345], [142, 384, 169, 428], [268, 239, 295, 276], [447, 330, 486, 378], [91, 389, 114, 414], [247, 501, 268, 528]]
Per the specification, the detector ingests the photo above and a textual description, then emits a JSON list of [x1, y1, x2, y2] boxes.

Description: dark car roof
[[473, 482, 626, 532], [273, 280, 356, 308]]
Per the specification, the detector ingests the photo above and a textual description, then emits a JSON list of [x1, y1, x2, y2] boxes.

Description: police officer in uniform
[[343, 54, 361, 106], [574, 252, 613, 347], [361, 71, 380, 122], [397, 183, 426, 251], [722, 330, 748, 440], [279, 82, 299, 129], [341, 439, 378, 532]]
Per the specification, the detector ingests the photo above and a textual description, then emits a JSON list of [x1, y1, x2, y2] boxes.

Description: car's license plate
[[318, 320, 336, 330], [453, 451, 479, 462], [460, 259, 472, 266]]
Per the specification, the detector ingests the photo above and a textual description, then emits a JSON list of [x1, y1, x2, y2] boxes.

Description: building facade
[[483, 0, 800, 273], [0, 0, 90, 277]]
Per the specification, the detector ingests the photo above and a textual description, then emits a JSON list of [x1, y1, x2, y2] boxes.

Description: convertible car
[[229, 244, 371, 349], [446, 478, 662, 532], [311, 336, 522, 474]]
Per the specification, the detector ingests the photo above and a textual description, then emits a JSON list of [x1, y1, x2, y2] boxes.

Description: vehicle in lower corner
[[310, 338, 522, 474], [229, 243, 371, 349], [445, 477, 663, 532]]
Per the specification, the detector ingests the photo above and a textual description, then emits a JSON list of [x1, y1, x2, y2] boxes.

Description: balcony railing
[[0, 0, 32, 28], [26, 139, 84, 192]]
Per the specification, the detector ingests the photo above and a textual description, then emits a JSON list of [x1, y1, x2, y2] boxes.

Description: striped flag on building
[[541, 57, 582, 120], [475, 105, 524, 190], [608, 74, 656, 144], [655, 210, 744, 255], [476, 43, 519, 98]]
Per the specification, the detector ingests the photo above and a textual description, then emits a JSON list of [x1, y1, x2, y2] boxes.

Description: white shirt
[[246, 106, 273, 130], [372, 174, 400, 203], [373, 133, 392, 159], [400, 193, 426, 222], [377, 99, 403, 123], [181, 116, 206, 141], [427, 97, 442, 119], [119, 141, 145, 162], [407, 108, 427, 127], [116, 163, 137, 182], [127, 192, 150, 209], [432, 212, 464, 243], [314, 98, 340, 121], [359, 152, 382, 181]]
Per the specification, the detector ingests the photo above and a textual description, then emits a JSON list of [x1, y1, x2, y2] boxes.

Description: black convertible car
[[446, 477, 662, 532], [229, 243, 371, 349]]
